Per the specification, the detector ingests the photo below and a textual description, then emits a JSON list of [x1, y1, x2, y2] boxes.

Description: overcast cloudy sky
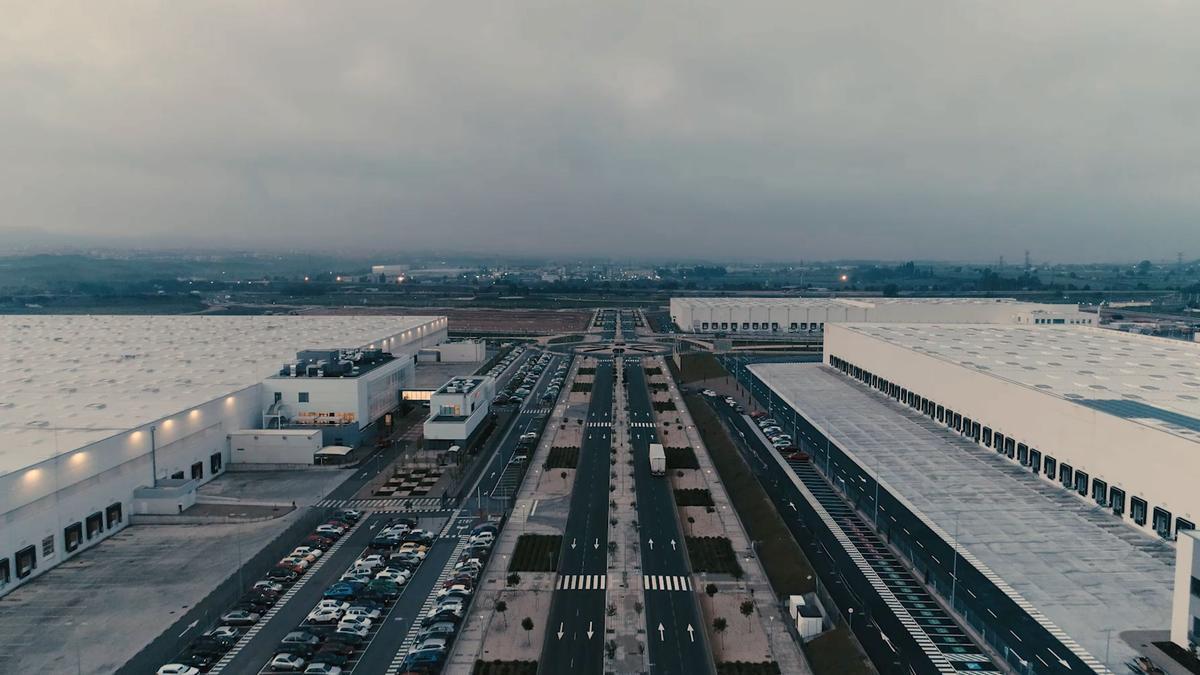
[[2, 2, 1198, 262]]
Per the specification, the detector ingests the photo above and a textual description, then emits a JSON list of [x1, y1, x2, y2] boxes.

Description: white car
[[306, 608, 342, 624], [702, 389, 717, 397], [437, 585, 472, 600], [203, 625, 241, 640], [375, 569, 409, 583], [269, 653, 306, 671], [344, 606, 382, 621], [519, 432, 538, 442], [340, 572, 371, 584], [469, 532, 494, 545], [413, 636, 449, 653], [334, 624, 369, 639], [315, 525, 345, 536], [279, 556, 310, 570], [435, 599, 466, 615], [315, 600, 349, 613], [157, 666, 200, 675], [355, 554, 386, 569], [304, 665, 342, 674], [293, 546, 323, 560], [253, 581, 284, 594]]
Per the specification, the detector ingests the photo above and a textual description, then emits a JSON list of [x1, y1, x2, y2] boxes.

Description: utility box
[[788, 594, 826, 640]]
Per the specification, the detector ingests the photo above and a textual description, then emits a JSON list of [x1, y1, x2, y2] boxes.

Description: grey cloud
[[2, 1, 1199, 261]]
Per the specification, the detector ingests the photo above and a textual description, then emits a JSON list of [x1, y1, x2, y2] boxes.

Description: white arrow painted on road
[[670, 539, 677, 551], [178, 619, 198, 637], [657, 623, 666, 641], [686, 624, 695, 642], [1047, 648, 1070, 669], [788, 501, 796, 511], [586, 621, 594, 639], [571, 538, 577, 550], [648, 539, 654, 550], [557, 622, 565, 639], [593, 539, 599, 550]]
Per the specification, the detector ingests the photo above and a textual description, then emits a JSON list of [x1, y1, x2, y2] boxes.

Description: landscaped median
[[684, 391, 878, 675]]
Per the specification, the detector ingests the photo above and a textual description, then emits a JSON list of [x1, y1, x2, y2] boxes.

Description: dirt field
[[303, 306, 591, 334]]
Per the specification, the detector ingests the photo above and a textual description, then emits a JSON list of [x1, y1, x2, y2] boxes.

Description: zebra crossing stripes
[[642, 575, 692, 591], [314, 497, 445, 511], [522, 406, 552, 415], [555, 574, 607, 590], [385, 537, 470, 675], [629, 421, 655, 428], [585, 421, 612, 428]]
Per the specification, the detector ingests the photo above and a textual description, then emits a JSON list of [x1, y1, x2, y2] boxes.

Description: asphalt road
[[626, 361, 715, 675], [538, 360, 614, 675]]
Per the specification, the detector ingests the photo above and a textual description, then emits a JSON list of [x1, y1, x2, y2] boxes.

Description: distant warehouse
[[0, 314, 447, 597], [669, 297, 1093, 334]]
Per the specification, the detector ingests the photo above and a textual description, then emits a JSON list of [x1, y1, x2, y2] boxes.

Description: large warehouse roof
[[841, 324, 1200, 442], [0, 315, 443, 474], [749, 361, 1174, 669]]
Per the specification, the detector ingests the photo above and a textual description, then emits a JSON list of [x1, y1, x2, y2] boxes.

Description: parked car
[[306, 608, 342, 624], [315, 525, 345, 537], [220, 610, 261, 626], [268, 653, 306, 671], [303, 664, 342, 675], [266, 568, 299, 583], [418, 621, 458, 640], [254, 581, 285, 594], [156, 666, 200, 675], [334, 624, 369, 639], [344, 606, 382, 621], [283, 631, 323, 647]]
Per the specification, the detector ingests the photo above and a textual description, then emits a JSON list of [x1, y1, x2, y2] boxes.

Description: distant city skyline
[[3, 2, 1199, 262]]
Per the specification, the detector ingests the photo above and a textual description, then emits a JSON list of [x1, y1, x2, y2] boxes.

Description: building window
[[0, 558, 9, 585], [1131, 497, 1148, 526], [1111, 487, 1126, 516], [1091, 479, 1107, 505], [210, 452, 223, 474], [1029, 449, 1041, 474], [1153, 507, 1173, 538], [274, 392, 282, 403], [982, 428, 993, 446], [106, 502, 123, 529], [15, 546, 35, 579], [42, 536, 55, 558], [1059, 463, 1073, 487], [742, 323, 750, 330], [798, 323, 806, 330], [1074, 471, 1089, 496], [1044, 456, 1057, 479], [191, 462, 203, 480], [86, 512, 103, 539], [64, 523, 83, 553], [299, 392, 310, 403]]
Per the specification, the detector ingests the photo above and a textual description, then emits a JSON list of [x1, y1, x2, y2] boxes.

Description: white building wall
[[229, 429, 322, 464], [823, 323, 1199, 538], [669, 298, 1092, 333], [0, 384, 260, 595], [1172, 530, 1200, 648]]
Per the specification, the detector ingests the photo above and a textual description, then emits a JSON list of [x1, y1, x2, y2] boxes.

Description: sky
[[2, 1, 1199, 263]]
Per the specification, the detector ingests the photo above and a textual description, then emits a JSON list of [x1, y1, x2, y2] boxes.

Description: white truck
[[649, 443, 666, 477]]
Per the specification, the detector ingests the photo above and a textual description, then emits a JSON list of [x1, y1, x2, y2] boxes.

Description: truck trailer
[[649, 443, 666, 476]]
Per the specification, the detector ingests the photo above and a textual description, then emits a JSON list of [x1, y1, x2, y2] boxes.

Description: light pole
[[950, 512, 960, 611]]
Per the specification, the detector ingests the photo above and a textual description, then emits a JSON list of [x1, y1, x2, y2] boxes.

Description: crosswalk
[[386, 537, 470, 675], [522, 406, 553, 415], [585, 421, 612, 428], [642, 574, 693, 592], [314, 497, 447, 511], [629, 421, 655, 428], [555, 574, 608, 590]]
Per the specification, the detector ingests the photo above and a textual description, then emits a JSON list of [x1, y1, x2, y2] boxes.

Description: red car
[[750, 411, 767, 420], [785, 451, 810, 462]]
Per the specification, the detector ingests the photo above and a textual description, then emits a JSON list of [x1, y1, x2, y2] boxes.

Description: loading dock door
[[1029, 449, 1041, 473], [1153, 507, 1172, 538]]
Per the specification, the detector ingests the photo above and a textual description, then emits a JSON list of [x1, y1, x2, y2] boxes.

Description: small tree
[[521, 616, 534, 645], [705, 583, 718, 611], [561, 471, 567, 483], [507, 572, 521, 587], [713, 616, 728, 651], [740, 599, 755, 632], [495, 599, 508, 627]]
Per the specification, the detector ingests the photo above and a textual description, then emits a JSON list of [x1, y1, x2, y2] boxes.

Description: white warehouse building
[[0, 314, 446, 597], [669, 297, 1094, 334], [822, 323, 1200, 539]]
